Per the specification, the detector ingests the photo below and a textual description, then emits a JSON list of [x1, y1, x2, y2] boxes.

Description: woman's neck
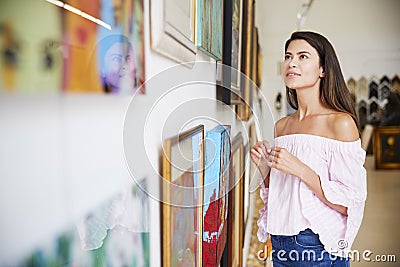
[[295, 88, 328, 120]]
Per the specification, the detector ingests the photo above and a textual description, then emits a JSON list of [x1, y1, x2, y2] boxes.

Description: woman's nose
[[289, 59, 297, 68]]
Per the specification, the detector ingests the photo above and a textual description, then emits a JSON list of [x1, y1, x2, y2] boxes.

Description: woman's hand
[[267, 147, 307, 178], [250, 141, 272, 181]]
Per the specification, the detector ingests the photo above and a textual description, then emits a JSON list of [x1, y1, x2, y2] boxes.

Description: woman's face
[[282, 39, 324, 91], [103, 42, 136, 93]]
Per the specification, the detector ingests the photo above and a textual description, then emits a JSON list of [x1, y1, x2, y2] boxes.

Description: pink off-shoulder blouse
[[257, 134, 367, 257]]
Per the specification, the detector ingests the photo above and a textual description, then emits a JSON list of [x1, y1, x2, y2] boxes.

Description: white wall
[[256, 0, 400, 117]]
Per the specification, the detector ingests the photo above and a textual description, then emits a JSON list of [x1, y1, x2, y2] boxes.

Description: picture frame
[[374, 126, 400, 169], [162, 125, 205, 266], [227, 133, 245, 267], [202, 125, 231, 266], [236, 0, 255, 121], [216, 0, 244, 105], [150, 0, 197, 66], [196, 0, 223, 60]]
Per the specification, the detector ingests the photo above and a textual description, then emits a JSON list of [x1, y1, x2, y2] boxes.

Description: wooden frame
[[162, 125, 204, 266], [236, 0, 255, 121], [150, 0, 197, 66], [227, 133, 245, 267], [217, 0, 244, 105], [196, 0, 223, 60], [374, 126, 400, 169]]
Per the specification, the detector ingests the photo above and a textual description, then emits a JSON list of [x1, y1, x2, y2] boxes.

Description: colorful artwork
[[15, 180, 150, 266], [196, 0, 223, 60], [203, 125, 231, 266], [162, 125, 204, 267], [64, 0, 145, 94], [0, 0, 63, 92], [0, 0, 144, 94], [170, 171, 197, 266]]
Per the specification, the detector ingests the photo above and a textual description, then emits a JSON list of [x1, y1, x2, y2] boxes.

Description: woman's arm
[[266, 147, 348, 215], [298, 165, 348, 215]]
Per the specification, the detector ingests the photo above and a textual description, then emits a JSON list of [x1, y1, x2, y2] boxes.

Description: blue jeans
[[270, 229, 350, 266]]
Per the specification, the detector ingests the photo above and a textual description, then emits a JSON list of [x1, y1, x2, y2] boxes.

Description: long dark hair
[[284, 31, 360, 135]]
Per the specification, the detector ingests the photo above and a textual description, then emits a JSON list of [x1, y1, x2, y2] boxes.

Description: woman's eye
[[284, 55, 291, 60], [112, 55, 123, 63], [299, 54, 308, 59]]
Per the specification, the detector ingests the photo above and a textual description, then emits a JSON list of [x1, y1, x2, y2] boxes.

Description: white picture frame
[[150, 0, 197, 67]]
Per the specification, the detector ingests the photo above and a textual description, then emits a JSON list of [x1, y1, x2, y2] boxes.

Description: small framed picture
[[374, 126, 400, 169]]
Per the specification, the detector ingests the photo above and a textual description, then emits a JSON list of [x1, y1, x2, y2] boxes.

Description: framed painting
[[63, 0, 145, 94], [196, 0, 223, 60], [217, 0, 244, 106], [236, 0, 255, 121], [203, 125, 231, 266], [227, 133, 245, 267], [162, 125, 204, 267], [150, 0, 197, 66], [374, 126, 400, 169]]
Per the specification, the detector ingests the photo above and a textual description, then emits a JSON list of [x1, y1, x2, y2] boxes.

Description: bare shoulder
[[331, 113, 359, 142], [274, 115, 292, 137]]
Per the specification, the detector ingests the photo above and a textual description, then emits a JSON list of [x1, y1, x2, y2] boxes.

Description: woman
[[251, 31, 367, 266]]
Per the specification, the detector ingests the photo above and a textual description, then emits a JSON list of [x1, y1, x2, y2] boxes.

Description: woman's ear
[[320, 67, 325, 78]]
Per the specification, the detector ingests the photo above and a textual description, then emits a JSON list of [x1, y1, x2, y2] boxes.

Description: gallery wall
[[0, 0, 272, 266]]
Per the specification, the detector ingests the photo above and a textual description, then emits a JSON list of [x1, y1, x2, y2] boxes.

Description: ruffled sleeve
[[309, 140, 367, 252], [257, 182, 269, 242]]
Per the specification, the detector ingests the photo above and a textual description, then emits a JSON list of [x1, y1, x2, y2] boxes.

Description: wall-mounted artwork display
[[0, 0, 145, 94], [217, 0, 244, 106], [196, 0, 223, 60], [151, 0, 197, 67], [14, 180, 150, 266], [227, 133, 245, 267], [161, 125, 204, 267], [203, 125, 231, 266]]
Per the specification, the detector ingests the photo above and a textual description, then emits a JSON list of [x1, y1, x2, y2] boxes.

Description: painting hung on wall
[[227, 133, 244, 267], [0, 0, 145, 94], [236, 0, 255, 121], [196, 0, 223, 60], [203, 125, 231, 266], [0, 0, 63, 92], [14, 179, 150, 266], [150, 0, 197, 66], [63, 0, 145, 94], [217, 0, 244, 105], [162, 125, 204, 267]]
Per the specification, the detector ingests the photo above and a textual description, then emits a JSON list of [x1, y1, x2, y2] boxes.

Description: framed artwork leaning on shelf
[[374, 126, 400, 169]]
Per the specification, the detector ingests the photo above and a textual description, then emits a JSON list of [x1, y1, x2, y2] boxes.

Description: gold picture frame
[[162, 125, 204, 266], [236, 0, 256, 121], [374, 126, 400, 169], [227, 133, 245, 266]]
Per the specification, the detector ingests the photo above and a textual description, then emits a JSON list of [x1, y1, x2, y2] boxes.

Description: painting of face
[[103, 41, 137, 93]]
